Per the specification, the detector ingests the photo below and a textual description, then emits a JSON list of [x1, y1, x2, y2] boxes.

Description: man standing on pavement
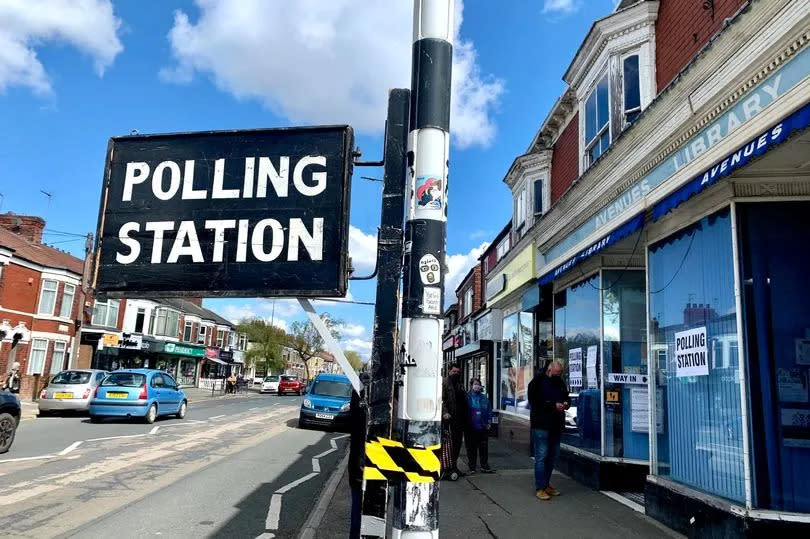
[[441, 363, 469, 479], [528, 360, 569, 501]]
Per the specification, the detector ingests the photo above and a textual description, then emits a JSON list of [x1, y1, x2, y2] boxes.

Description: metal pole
[[393, 2, 453, 537], [361, 89, 411, 538]]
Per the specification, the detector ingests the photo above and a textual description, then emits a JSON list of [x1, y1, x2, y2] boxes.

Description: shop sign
[[606, 391, 620, 403], [606, 373, 648, 384], [487, 246, 535, 304], [475, 309, 502, 341], [544, 45, 810, 265], [232, 350, 245, 363], [568, 348, 583, 389], [219, 349, 234, 362], [675, 326, 709, 377], [205, 347, 219, 359], [164, 342, 206, 357], [92, 126, 354, 299], [120, 333, 142, 349], [485, 274, 506, 301], [102, 334, 120, 347]]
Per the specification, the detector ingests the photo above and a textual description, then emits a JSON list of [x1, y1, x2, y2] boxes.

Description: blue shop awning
[[539, 213, 645, 286], [653, 102, 810, 221]]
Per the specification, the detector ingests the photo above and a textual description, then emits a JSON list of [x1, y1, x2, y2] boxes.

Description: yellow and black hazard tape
[[364, 437, 442, 483]]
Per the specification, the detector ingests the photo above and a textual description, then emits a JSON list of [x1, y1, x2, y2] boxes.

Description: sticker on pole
[[418, 254, 440, 285], [675, 326, 709, 377], [415, 176, 442, 211], [422, 287, 441, 315]]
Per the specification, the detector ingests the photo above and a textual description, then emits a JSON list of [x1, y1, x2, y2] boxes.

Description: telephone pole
[[393, 1, 453, 537]]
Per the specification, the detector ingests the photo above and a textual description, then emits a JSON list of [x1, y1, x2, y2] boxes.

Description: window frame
[[463, 288, 473, 318], [183, 321, 193, 342], [92, 299, 120, 328], [38, 279, 58, 315], [52, 340, 67, 372], [216, 331, 225, 348], [197, 324, 207, 345], [621, 52, 642, 128], [584, 72, 611, 168], [59, 283, 76, 318], [154, 307, 181, 337], [135, 308, 146, 333], [28, 338, 48, 375], [533, 177, 545, 217]]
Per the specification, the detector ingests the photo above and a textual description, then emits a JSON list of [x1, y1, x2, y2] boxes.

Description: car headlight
[[303, 399, 313, 409], [340, 402, 351, 412]]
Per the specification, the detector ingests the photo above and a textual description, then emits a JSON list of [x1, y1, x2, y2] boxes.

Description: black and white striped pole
[[393, 1, 453, 537]]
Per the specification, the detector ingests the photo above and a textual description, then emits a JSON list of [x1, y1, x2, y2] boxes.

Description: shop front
[[156, 341, 205, 386]]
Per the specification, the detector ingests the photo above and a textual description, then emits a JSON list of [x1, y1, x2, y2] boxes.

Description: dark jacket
[[527, 373, 569, 432], [442, 376, 469, 428]]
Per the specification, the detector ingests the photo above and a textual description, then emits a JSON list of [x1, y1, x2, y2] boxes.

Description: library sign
[[92, 126, 354, 298]]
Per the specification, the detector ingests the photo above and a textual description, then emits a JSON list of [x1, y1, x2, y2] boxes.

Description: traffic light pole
[[393, 2, 453, 537]]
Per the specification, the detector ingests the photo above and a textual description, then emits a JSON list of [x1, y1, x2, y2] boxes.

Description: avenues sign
[[93, 126, 353, 297]]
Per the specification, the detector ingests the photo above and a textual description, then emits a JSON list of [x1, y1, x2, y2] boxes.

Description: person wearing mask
[[527, 360, 569, 501], [441, 363, 468, 480], [466, 378, 493, 474], [2, 362, 21, 394]]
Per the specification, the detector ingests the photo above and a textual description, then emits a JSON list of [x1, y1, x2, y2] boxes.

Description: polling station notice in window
[[92, 126, 354, 298], [674, 326, 709, 377]]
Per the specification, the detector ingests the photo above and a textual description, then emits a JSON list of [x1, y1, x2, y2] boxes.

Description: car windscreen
[[281, 376, 298, 382], [310, 380, 351, 398], [264, 376, 279, 382], [101, 373, 146, 387], [50, 371, 92, 385]]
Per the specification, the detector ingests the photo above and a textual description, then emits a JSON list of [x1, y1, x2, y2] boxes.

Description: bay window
[[92, 299, 120, 327], [28, 338, 48, 374], [623, 54, 641, 126], [59, 284, 76, 318], [38, 279, 58, 315], [154, 308, 180, 337], [585, 75, 610, 166], [52, 341, 67, 372]]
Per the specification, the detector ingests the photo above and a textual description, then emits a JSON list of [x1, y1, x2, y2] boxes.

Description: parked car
[[260, 375, 280, 394], [89, 369, 187, 424], [298, 373, 352, 430], [278, 374, 305, 395], [38, 369, 108, 415], [0, 390, 21, 453]]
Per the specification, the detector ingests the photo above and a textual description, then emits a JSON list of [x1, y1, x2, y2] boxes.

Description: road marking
[[265, 494, 282, 530], [330, 438, 337, 450], [276, 472, 319, 494], [59, 442, 82, 456], [0, 454, 56, 464], [86, 433, 147, 442], [209, 414, 226, 420], [249, 407, 260, 411], [312, 458, 320, 473], [273, 403, 280, 406], [332, 434, 349, 440], [255, 534, 275, 539], [150, 426, 160, 435], [313, 447, 336, 459]]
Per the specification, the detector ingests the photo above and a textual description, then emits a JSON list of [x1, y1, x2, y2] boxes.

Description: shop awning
[[539, 213, 644, 286], [653, 102, 810, 221], [205, 357, 227, 365]]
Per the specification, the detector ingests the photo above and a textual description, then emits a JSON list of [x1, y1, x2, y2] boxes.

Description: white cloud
[[0, 0, 123, 95], [542, 0, 581, 14], [340, 323, 366, 338], [344, 338, 372, 352], [163, 0, 503, 149], [213, 302, 289, 332], [349, 225, 378, 275], [445, 242, 489, 305]]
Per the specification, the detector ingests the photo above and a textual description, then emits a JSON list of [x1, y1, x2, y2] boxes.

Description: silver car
[[38, 369, 108, 415]]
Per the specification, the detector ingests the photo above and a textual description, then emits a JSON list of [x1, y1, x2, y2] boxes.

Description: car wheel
[[0, 412, 17, 454], [144, 404, 158, 424], [176, 401, 187, 419]]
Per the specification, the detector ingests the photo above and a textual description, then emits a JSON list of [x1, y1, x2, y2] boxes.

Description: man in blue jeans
[[527, 361, 569, 501]]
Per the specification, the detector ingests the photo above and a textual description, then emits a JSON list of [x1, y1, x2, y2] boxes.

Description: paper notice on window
[[586, 345, 598, 389], [568, 348, 583, 389], [632, 387, 664, 434], [778, 368, 809, 403], [675, 326, 709, 377]]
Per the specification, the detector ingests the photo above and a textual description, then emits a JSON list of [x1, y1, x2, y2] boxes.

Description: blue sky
[[0, 0, 618, 359]]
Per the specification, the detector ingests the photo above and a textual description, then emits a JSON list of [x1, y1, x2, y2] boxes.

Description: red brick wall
[[656, 0, 749, 91], [0, 263, 40, 313], [551, 113, 580, 204]]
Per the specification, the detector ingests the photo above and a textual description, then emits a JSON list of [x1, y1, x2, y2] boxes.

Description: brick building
[[0, 213, 86, 400]]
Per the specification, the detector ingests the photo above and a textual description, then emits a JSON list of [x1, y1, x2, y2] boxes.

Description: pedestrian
[[441, 363, 468, 480], [465, 378, 494, 474], [527, 360, 569, 501], [227, 372, 237, 394], [2, 362, 21, 394]]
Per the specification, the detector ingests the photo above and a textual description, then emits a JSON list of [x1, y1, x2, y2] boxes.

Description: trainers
[[536, 489, 551, 501], [468, 469, 477, 475], [545, 485, 560, 496]]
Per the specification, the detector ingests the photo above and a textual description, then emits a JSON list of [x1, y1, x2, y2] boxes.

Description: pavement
[[312, 436, 684, 539]]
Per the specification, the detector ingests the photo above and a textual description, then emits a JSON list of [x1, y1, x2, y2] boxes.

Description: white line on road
[[209, 415, 226, 420], [329, 438, 337, 450], [275, 472, 319, 494], [59, 442, 82, 456], [255, 534, 275, 539], [332, 434, 350, 440], [313, 447, 336, 459], [249, 407, 260, 411], [312, 458, 320, 473], [0, 454, 56, 464], [149, 426, 160, 435], [265, 494, 282, 530], [86, 433, 147, 442]]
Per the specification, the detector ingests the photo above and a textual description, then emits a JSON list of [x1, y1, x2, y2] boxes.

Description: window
[[585, 75, 610, 166], [497, 312, 534, 416], [103, 372, 146, 387], [515, 188, 527, 227], [197, 325, 207, 344], [463, 288, 473, 318], [38, 279, 58, 315], [183, 321, 193, 342], [59, 284, 76, 318], [52, 341, 67, 372], [238, 333, 248, 350], [623, 54, 641, 126], [496, 238, 509, 261], [28, 338, 48, 374], [151, 374, 165, 388], [135, 308, 146, 333], [217, 331, 225, 348], [92, 299, 120, 327], [154, 308, 180, 337], [533, 179, 544, 216]]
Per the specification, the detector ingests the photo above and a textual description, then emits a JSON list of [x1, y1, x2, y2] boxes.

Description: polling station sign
[[92, 126, 354, 298], [675, 326, 709, 377]]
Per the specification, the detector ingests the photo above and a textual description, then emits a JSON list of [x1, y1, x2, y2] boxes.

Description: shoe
[[536, 489, 551, 501], [468, 469, 477, 475], [545, 485, 560, 496], [480, 467, 495, 474]]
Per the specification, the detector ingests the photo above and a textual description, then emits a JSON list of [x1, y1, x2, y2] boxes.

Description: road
[[0, 393, 349, 538]]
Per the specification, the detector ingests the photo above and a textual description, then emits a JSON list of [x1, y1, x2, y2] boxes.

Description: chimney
[[0, 213, 46, 244]]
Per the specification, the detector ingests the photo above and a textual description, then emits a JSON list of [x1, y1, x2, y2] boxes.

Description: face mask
[[472, 384, 482, 393]]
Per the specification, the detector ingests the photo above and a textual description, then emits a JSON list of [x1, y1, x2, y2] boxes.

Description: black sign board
[[93, 126, 353, 298]]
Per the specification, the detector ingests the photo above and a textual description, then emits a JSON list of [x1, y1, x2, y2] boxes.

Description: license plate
[[107, 392, 128, 399], [54, 392, 73, 399], [315, 413, 334, 420]]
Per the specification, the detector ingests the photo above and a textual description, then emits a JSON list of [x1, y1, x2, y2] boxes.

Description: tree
[[344, 350, 364, 373], [287, 313, 341, 382], [238, 318, 288, 377]]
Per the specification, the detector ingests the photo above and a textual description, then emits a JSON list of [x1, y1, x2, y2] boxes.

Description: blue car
[[298, 373, 353, 430], [89, 369, 187, 424]]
